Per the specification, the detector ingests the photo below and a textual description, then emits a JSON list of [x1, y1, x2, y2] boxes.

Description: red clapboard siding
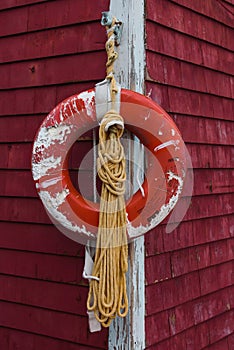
[[0, 0, 109, 37], [0, 222, 83, 256], [0, 249, 84, 284], [146, 22, 233, 75], [146, 0, 234, 50], [0, 0, 47, 11], [146, 52, 234, 99], [0, 52, 106, 89], [171, 115, 234, 145], [0, 22, 106, 64], [146, 82, 234, 121], [145, 0, 234, 348], [0, 115, 46, 142], [148, 311, 234, 349], [0, 327, 102, 350], [162, 286, 233, 335], [170, 0, 234, 28], [0, 82, 96, 116], [0, 329, 102, 350], [0, 301, 108, 348], [146, 239, 233, 284], [146, 271, 201, 313], [0, 0, 110, 348], [145, 215, 234, 256], [0, 274, 88, 316]]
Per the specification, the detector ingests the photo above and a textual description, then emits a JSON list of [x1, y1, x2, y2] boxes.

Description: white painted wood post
[[108, 1, 146, 349]]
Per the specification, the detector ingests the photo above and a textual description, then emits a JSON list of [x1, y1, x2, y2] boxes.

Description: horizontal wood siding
[[0, 0, 109, 348], [145, 0, 234, 348]]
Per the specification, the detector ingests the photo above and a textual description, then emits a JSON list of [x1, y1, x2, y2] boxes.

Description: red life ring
[[32, 88, 187, 245]]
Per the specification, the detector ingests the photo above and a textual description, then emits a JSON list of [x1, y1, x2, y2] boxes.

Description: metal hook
[[101, 11, 123, 46]]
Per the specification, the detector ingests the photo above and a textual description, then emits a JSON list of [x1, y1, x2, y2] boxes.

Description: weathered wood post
[[108, 1, 146, 349]]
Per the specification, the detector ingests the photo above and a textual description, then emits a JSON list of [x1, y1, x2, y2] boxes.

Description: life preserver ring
[[32, 88, 187, 245]]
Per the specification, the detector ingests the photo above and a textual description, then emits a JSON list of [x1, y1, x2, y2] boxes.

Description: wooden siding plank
[[145, 311, 170, 345], [168, 239, 234, 278], [0, 52, 106, 89], [167, 287, 233, 335], [0, 327, 102, 350], [0, 82, 94, 116], [204, 337, 229, 350], [0, 301, 108, 348], [0, 115, 45, 143], [0, 274, 88, 316], [192, 169, 234, 196], [0, 22, 105, 64], [0, 222, 83, 256], [171, 115, 234, 146], [186, 143, 233, 169], [146, 83, 234, 121], [146, 21, 233, 75], [178, 193, 234, 222], [146, 52, 234, 99], [208, 310, 234, 344], [145, 215, 234, 256], [199, 261, 234, 295], [148, 310, 234, 349], [170, 0, 234, 28], [0, 0, 47, 11], [1, 142, 233, 170], [0, 0, 109, 37], [0, 249, 85, 284], [146, 271, 201, 313], [145, 253, 171, 284], [146, 0, 234, 50], [0, 193, 233, 224], [147, 311, 234, 349], [228, 333, 234, 349], [0, 275, 88, 316]]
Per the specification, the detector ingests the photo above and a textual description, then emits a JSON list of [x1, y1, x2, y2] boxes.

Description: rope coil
[[87, 16, 129, 328], [87, 111, 128, 327]]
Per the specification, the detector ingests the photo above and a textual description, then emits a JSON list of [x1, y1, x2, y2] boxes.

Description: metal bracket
[[101, 11, 123, 46], [95, 79, 121, 123]]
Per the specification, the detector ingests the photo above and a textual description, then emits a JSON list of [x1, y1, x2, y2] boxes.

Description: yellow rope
[[87, 17, 129, 328], [105, 17, 119, 105]]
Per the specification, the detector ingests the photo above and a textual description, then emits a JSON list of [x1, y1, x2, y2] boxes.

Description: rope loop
[[87, 15, 129, 328]]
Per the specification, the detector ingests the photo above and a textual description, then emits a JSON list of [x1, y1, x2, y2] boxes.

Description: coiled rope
[[87, 17, 129, 327]]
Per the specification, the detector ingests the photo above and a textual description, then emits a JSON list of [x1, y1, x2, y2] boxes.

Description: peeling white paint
[[78, 90, 95, 116], [71, 96, 81, 115], [171, 128, 175, 136], [154, 139, 180, 152], [33, 124, 73, 152], [39, 190, 93, 237], [32, 155, 62, 181], [36, 176, 62, 189]]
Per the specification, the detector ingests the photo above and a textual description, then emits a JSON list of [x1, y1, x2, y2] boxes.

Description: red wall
[[145, 0, 234, 348], [0, 0, 109, 348], [1, 0, 234, 349]]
